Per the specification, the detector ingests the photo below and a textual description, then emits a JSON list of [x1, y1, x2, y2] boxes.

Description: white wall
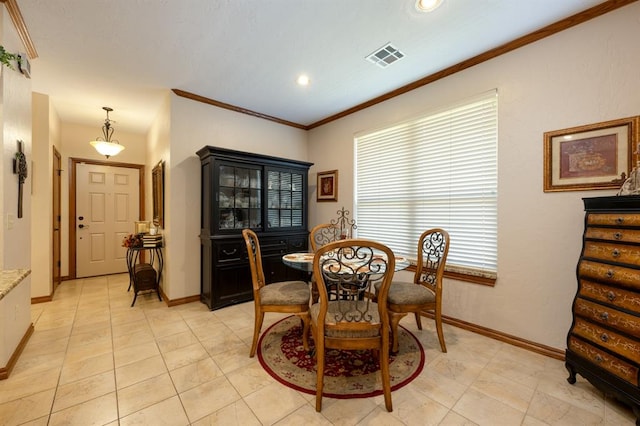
[[308, 2, 640, 350], [30, 92, 55, 298], [164, 94, 308, 300], [145, 92, 171, 293], [1, 9, 32, 274]]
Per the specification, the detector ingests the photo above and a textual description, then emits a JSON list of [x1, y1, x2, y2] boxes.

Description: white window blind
[[355, 90, 498, 278]]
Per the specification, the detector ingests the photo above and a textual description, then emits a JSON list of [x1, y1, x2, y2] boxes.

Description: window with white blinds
[[355, 90, 498, 279]]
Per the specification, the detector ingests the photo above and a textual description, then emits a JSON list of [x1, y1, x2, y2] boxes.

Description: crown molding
[[1, 0, 37, 59], [177, 0, 635, 130]]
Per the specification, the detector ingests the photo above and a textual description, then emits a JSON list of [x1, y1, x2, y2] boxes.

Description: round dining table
[[282, 251, 410, 273]]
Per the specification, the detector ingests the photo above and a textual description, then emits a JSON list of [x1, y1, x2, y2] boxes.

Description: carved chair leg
[[315, 339, 325, 412], [298, 313, 310, 352], [250, 310, 264, 358], [414, 311, 423, 330], [389, 311, 407, 353], [380, 336, 393, 412], [435, 310, 447, 353]]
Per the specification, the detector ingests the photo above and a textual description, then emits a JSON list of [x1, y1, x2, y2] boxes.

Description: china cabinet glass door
[[267, 169, 304, 229], [218, 164, 262, 230]]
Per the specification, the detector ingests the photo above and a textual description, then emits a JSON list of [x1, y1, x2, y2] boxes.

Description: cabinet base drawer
[[568, 336, 639, 386]]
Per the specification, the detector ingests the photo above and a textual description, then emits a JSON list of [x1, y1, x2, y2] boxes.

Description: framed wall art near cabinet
[[543, 117, 639, 192], [317, 170, 338, 202]]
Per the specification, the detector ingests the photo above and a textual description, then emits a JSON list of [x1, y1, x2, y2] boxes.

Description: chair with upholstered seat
[[310, 239, 395, 412], [384, 229, 450, 353], [309, 223, 340, 252], [242, 229, 310, 358]]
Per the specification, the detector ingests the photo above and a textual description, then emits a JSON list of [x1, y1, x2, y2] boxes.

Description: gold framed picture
[[543, 117, 639, 192], [317, 170, 338, 202]]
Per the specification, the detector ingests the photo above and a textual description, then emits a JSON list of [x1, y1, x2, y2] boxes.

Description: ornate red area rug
[[257, 315, 425, 399]]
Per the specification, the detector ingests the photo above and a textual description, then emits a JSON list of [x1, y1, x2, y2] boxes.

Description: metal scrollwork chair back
[[310, 239, 395, 412], [242, 229, 310, 358], [309, 223, 340, 252], [385, 228, 450, 353]]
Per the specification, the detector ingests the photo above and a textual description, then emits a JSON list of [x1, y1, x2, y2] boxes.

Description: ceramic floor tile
[[59, 352, 114, 385], [387, 384, 450, 425], [209, 344, 254, 374], [119, 395, 189, 426], [162, 342, 210, 371], [155, 329, 199, 353], [52, 370, 115, 412], [0, 368, 59, 404], [169, 357, 223, 394], [113, 340, 161, 368], [9, 277, 637, 426], [190, 399, 262, 426], [225, 360, 275, 397], [315, 396, 378, 426], [117, 373, 177, 418], [0, 388, 55, 426], [242, 381, 309, 425], [115, 354, 168, 389], [526, 389, 606, 425], [438, 411, 478, 425], [179, 376, 243, 423], [469, 369, 535, 412], [48, 392, 118, 426], [452, 388, 525, 426]]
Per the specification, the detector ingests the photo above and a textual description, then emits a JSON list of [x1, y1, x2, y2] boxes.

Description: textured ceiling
[[17, 0, 609, 134]]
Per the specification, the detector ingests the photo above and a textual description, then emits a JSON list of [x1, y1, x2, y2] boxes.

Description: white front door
[[76, 163, 140, 278]]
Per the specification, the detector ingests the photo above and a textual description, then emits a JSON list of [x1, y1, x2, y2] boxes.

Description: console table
[[126, 246, 163, 306]]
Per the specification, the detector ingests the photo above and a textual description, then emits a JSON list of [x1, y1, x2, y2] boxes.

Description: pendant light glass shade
[[90, 106, 125, 158], [90, 140, 125, 157]]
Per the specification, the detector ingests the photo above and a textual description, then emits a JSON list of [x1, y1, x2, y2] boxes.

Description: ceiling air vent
[[366, 43, 405, 68]]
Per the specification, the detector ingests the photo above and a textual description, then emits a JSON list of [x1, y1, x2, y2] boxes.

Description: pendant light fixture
[[89, 106, 125, 158]]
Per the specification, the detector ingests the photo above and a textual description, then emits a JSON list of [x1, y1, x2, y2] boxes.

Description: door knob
[[79, 224, 89, 229]]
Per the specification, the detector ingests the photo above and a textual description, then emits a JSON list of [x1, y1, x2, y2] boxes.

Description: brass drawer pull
[[600, 333, 609, 343], [611, 249, 620, 258], [616, 217, 624, 224], [594, 354, 603, 363], [607, 291, 616, 302], [600, 312, 609, 321], [614, 232, 623, 240], [222, 248, 237, 256], [605, 270, 614, 278]]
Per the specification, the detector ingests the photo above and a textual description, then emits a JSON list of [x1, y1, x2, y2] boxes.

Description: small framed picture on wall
[[317, 170, 338, 202]]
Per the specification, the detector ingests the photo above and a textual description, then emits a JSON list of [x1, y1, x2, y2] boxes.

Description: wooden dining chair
[[384, 228, 450, 353], [309, 223, 340, 252], [310, 239, 395, 412], [242, 229, 310, 358]]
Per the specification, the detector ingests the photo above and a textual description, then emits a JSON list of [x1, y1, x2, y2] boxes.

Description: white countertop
[[0, 269, 31, 302]]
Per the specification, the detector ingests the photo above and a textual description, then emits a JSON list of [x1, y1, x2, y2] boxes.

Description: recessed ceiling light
[[415, 0, 444, 13], [297, 75, 310, 86]]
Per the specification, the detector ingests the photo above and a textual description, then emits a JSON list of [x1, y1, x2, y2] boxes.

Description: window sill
[[405, 265, 496, 287]]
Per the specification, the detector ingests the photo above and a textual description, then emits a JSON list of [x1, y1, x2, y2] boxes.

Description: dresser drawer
[[583, 241, 640, 267], [580, 280, 640, 313], [585, 227, 640, 244], [574, 298, 640, 336], [572, 317, 640, 363], [587, 213, 640, 227], [579, 260, 640, 292], [568, 336, 639, 386]]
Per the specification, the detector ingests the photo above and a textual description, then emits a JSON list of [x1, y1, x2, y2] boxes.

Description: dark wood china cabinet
[[197, 146, 313, 310], [566, 196, 640, 424]]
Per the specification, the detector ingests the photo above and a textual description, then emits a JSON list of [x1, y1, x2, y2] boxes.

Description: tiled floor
[[0, 274, 636, 425]]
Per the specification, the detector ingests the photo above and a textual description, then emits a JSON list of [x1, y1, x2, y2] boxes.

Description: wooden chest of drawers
[[566, 196, 640, 423]]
